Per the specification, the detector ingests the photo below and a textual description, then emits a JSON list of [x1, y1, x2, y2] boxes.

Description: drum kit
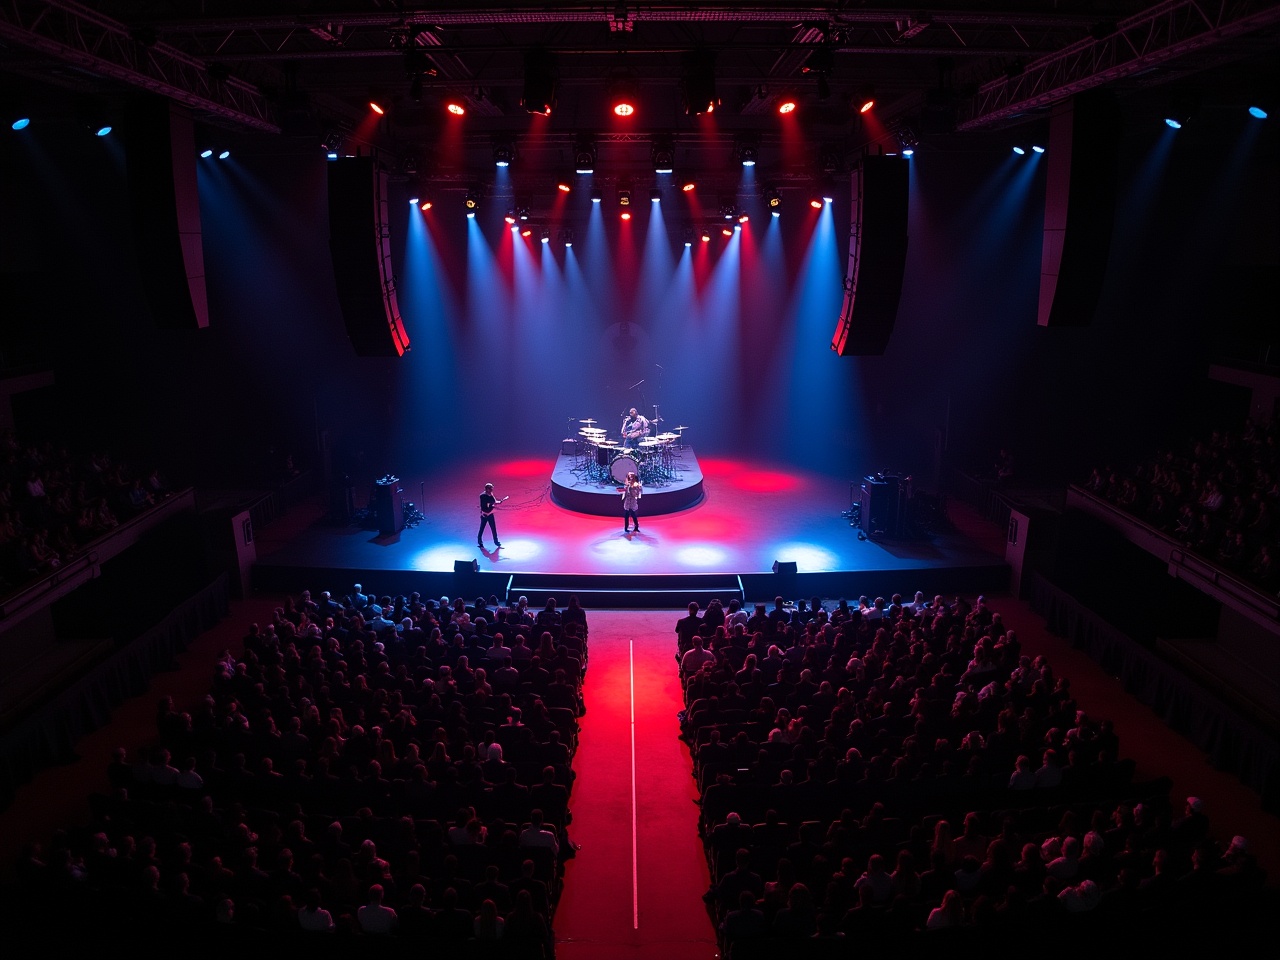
[[572, 417, 688, 486]]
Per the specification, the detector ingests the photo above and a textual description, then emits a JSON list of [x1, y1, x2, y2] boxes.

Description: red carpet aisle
[[556, 612, 717, 960]]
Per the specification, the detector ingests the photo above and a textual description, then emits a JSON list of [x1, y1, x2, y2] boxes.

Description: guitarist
[[478, 483, 508, 548]]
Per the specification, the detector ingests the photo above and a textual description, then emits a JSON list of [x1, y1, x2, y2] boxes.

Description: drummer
[[622, 408, 650, 450]]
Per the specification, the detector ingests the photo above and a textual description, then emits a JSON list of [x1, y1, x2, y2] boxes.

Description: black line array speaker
[[124, 97, 209, 330], [831, 156, 910, 356], [1038, 92, 1120, 327], [327, 158, 411, 356]]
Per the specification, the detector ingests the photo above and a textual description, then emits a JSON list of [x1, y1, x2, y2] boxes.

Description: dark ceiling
[[2, 2, 1278, 186]]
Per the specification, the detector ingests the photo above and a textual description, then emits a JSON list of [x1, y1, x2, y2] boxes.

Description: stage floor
[[257, 454, 1006, 583]]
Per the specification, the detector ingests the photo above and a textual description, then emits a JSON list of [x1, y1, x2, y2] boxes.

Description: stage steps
[[506, 573, 745, 609]]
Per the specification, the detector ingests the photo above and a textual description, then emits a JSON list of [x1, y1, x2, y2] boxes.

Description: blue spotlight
[[821, 193, 833, 204], [218, 150, 231, 159], [12, 117, 31, 131], [1164, 117, 1182, 129], [1012, 146, 1026, 155], [467, 211, 476, 219], [590, 188, 602, 203], [409, 197, 420, 206], [1031, 145, 1045, 154], [901, 147, 914, 157], [95, 125, 113, 137], [1248, 106, 1268, 119], [326, 151, 338, 160], [200, 149, 214, 158]]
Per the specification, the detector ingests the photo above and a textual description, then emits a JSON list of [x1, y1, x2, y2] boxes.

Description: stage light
[[200, 149, 213, 158], [1248, 105, 1268, 119], [1031, 145, 1045, 153], [764, 186, 782, 213], [1164, 117, 1183, 129], [620, 210, 632, 221], [521, 226, 533, 237], [737, 140, 759, 167], [493, 141, 515, 167], [738, 212, 749, 224], [467, 210, 476, 219], [409, 197, 420, 206], [902, 147, 914, 157], [95, 125, 113, 137], [618, 189, 631, 207], [465, 188, 480, 216], [610, 75, 638, 117], [681, 179, 696, 193], [722, 227, 733, 237], [719, 202, 735, 221], [809, 198, 823, 209], [327, 152, 339, 161], [701, 230, 711, 242], [1012, 145, 1026, 155], [682, 51, 718, 115], [649, 188, 661, 203], [522, 48, 557, 116], [683, 227, 693, 247], [11, 117, 30, 131], [540, 230, 550, 244], [517, 206, 529, 221], [218, 150, 230, 159], [574, 139, 596, 174], [651, 137, 675, 174], [446, 101, 466, 116], [420, 200, 433, 211], [778, 100, 797, 115], [369, 101, 386, 115], [822, 193, 833, 204], [858, 97, 875, 114], [561, 228, 574, 248], [504, 210, 517, 225], [556, 177, 573, 193], [590, 188, 603, 203]]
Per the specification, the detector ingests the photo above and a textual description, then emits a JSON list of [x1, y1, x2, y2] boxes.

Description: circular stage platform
[[549, 448, 705, 516]]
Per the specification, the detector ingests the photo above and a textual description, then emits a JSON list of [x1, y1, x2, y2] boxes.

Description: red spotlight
[[521, 227, 533, 237], [620, 210, 632, 221], [556, 179, 572, 193], [504, 212, 517, 225], [420, 201, 432, 211], [721, 227, 733, 237], [859, 98, 875, 113], [681, 180, 696, 192], [778, 100, 797, 115], [737, 213, 749, 224], [700, 231, 711, 242], [613, 101, 635, 117], [810, 198, 823, 209], [369, 101, 386, 115], [446, 101, 466, 116]]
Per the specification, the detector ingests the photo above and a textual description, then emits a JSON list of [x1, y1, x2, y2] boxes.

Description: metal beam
[[957, 0, 1280, 130], [0, 0, 279, 132]]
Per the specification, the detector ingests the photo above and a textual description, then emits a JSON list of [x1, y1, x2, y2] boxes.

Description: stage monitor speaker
[[454, 560, 480, 574], [327, 158, 411, 356], [372, 475, 404, 536], [831, 156, 910, 356], [772, 560, 798, 575], [124, 97, 209, 330], [859, 475, 901, 538], [1038, 92, 1120, 327]]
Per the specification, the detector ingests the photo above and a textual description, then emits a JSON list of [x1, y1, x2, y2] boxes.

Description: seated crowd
[[0, 430, 170, 587], [1084, 413, 1280, 593], [14, 587, 589, 956], [675, 593, 1266, 955]]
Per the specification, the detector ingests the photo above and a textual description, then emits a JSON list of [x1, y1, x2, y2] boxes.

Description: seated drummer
[[622, 407, 650, 450]]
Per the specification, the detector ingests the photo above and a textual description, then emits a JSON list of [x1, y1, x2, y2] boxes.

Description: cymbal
[[579, 418, 597, 424], [674, 425, 690, 431], [657, 432, 677, 440]]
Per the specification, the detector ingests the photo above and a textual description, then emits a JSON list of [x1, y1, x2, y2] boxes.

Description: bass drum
[[610, 453, 640, 484]]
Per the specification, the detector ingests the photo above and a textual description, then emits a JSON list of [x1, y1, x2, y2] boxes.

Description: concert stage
[[254, 453, 1009, 607], [550, 446, 705, 516]]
